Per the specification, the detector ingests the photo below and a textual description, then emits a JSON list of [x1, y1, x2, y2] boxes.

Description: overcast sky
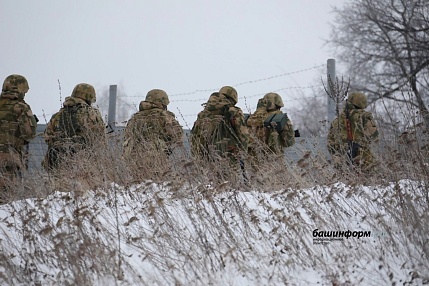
[[1, 0, 344, 128]]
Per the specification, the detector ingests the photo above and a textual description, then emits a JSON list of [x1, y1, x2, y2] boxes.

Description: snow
[[0, 180, 428, 285]]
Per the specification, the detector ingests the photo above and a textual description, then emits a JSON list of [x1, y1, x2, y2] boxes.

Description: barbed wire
[[164, 84, 323, 103], [174, 94, 327, 118], [35, 64, 325, 121], [232, 65, 324, 87], [120, 64, 324, 98]]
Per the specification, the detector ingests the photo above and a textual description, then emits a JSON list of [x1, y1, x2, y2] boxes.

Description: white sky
[[0, 0, 343, 128]]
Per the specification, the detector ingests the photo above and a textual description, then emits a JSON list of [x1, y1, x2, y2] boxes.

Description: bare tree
[[288, 87, 328, 137], [329, 0, 429, 129]]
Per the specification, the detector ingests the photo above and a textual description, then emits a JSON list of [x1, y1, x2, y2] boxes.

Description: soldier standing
[[190, 86, 249, 161], [123, 89, 183, 180], [247, 93, 295, 155], [0, 74, 37, 201], [327, 91, 379, 172], [43, 83, 105, 171]]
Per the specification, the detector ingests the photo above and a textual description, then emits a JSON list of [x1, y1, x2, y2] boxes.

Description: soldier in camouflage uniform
[[0, 74, 37, 199], [123, 89, 183, 177], [190, 86, 249, 161], [246, 98, 270, 156], [327, 92, 379, 172], [43, 83, 105, 170], [247, 93, 295, 155]]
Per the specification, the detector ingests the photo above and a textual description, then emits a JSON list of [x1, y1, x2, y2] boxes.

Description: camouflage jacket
[[327, 104, 379, 154], [247, 98, 269, 146], [44, 97, 105, 148], [123, 101, 183, 156], [0, 92, 37, 154], [191, 93, 249, 155], [247, 101, 294, 154]]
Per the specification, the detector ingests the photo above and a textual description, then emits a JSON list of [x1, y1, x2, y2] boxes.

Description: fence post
[[327, 59, 336, 123], [108, 85, 117, 132]]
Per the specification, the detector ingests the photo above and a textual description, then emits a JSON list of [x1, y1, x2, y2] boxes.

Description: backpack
[[247, 110, 289, 153], [191, 105, 241, 155], [51, 104, 89, 147], [0, 99, 21, 152], [264, 113, 289, 133]]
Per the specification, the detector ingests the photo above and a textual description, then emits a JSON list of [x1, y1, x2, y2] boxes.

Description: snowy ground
[[0, 179, 428, 285]]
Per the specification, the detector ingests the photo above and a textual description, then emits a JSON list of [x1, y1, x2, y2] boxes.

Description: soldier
[[247, 93, 295, 155], [327, 91, 379, 172], [43, 83, 105, 171], [190, 86, 249, 161], [246, 98, 270, 156], [190, 92, 222, 158], [0, 74, 37, 200], [123, 89, 183, 179]]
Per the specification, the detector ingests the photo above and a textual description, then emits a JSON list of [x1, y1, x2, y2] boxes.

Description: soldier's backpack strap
[[243, 113, 250, 124]]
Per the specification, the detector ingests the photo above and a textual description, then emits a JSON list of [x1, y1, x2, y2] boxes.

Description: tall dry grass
[[0, 112, 428, 285]]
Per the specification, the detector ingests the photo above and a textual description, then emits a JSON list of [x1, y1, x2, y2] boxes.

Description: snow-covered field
[[0, 179, 428, 285]]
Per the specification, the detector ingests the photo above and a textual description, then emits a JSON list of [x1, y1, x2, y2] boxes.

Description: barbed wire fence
[[28, 63, 330, 170], [115, 64, 326, 125], [34, 64, 326, 126]]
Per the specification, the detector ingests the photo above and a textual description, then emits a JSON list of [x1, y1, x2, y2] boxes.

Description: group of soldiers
[[189, 86, 296, 165], [0, 74, 379, 201]]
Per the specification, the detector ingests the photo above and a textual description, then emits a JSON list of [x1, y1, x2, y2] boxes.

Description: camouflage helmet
[[263, 92, 284, 110], [146, 89, 170, 106], [347, 92, 367, 109], [2, 74, 29, 98], [219, 86, 238, 105], [206, 92, 220, 105], [256, 98, 268, 109], [71, 83, 96, 104]]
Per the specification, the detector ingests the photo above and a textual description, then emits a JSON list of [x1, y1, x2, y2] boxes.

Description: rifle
[[344, 103, 359, 163]]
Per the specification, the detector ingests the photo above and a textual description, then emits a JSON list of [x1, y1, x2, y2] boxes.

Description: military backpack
[[192, 104, 242, 154], [264, 113, 289, 133], [52, 104, 89, 146], [247, 110, 290, 153]]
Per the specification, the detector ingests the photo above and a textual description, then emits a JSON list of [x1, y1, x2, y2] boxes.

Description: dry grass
[[0, 123, 428, 285]]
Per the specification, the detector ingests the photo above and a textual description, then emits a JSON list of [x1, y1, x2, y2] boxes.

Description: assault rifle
[[344, 103, 359, 163]]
